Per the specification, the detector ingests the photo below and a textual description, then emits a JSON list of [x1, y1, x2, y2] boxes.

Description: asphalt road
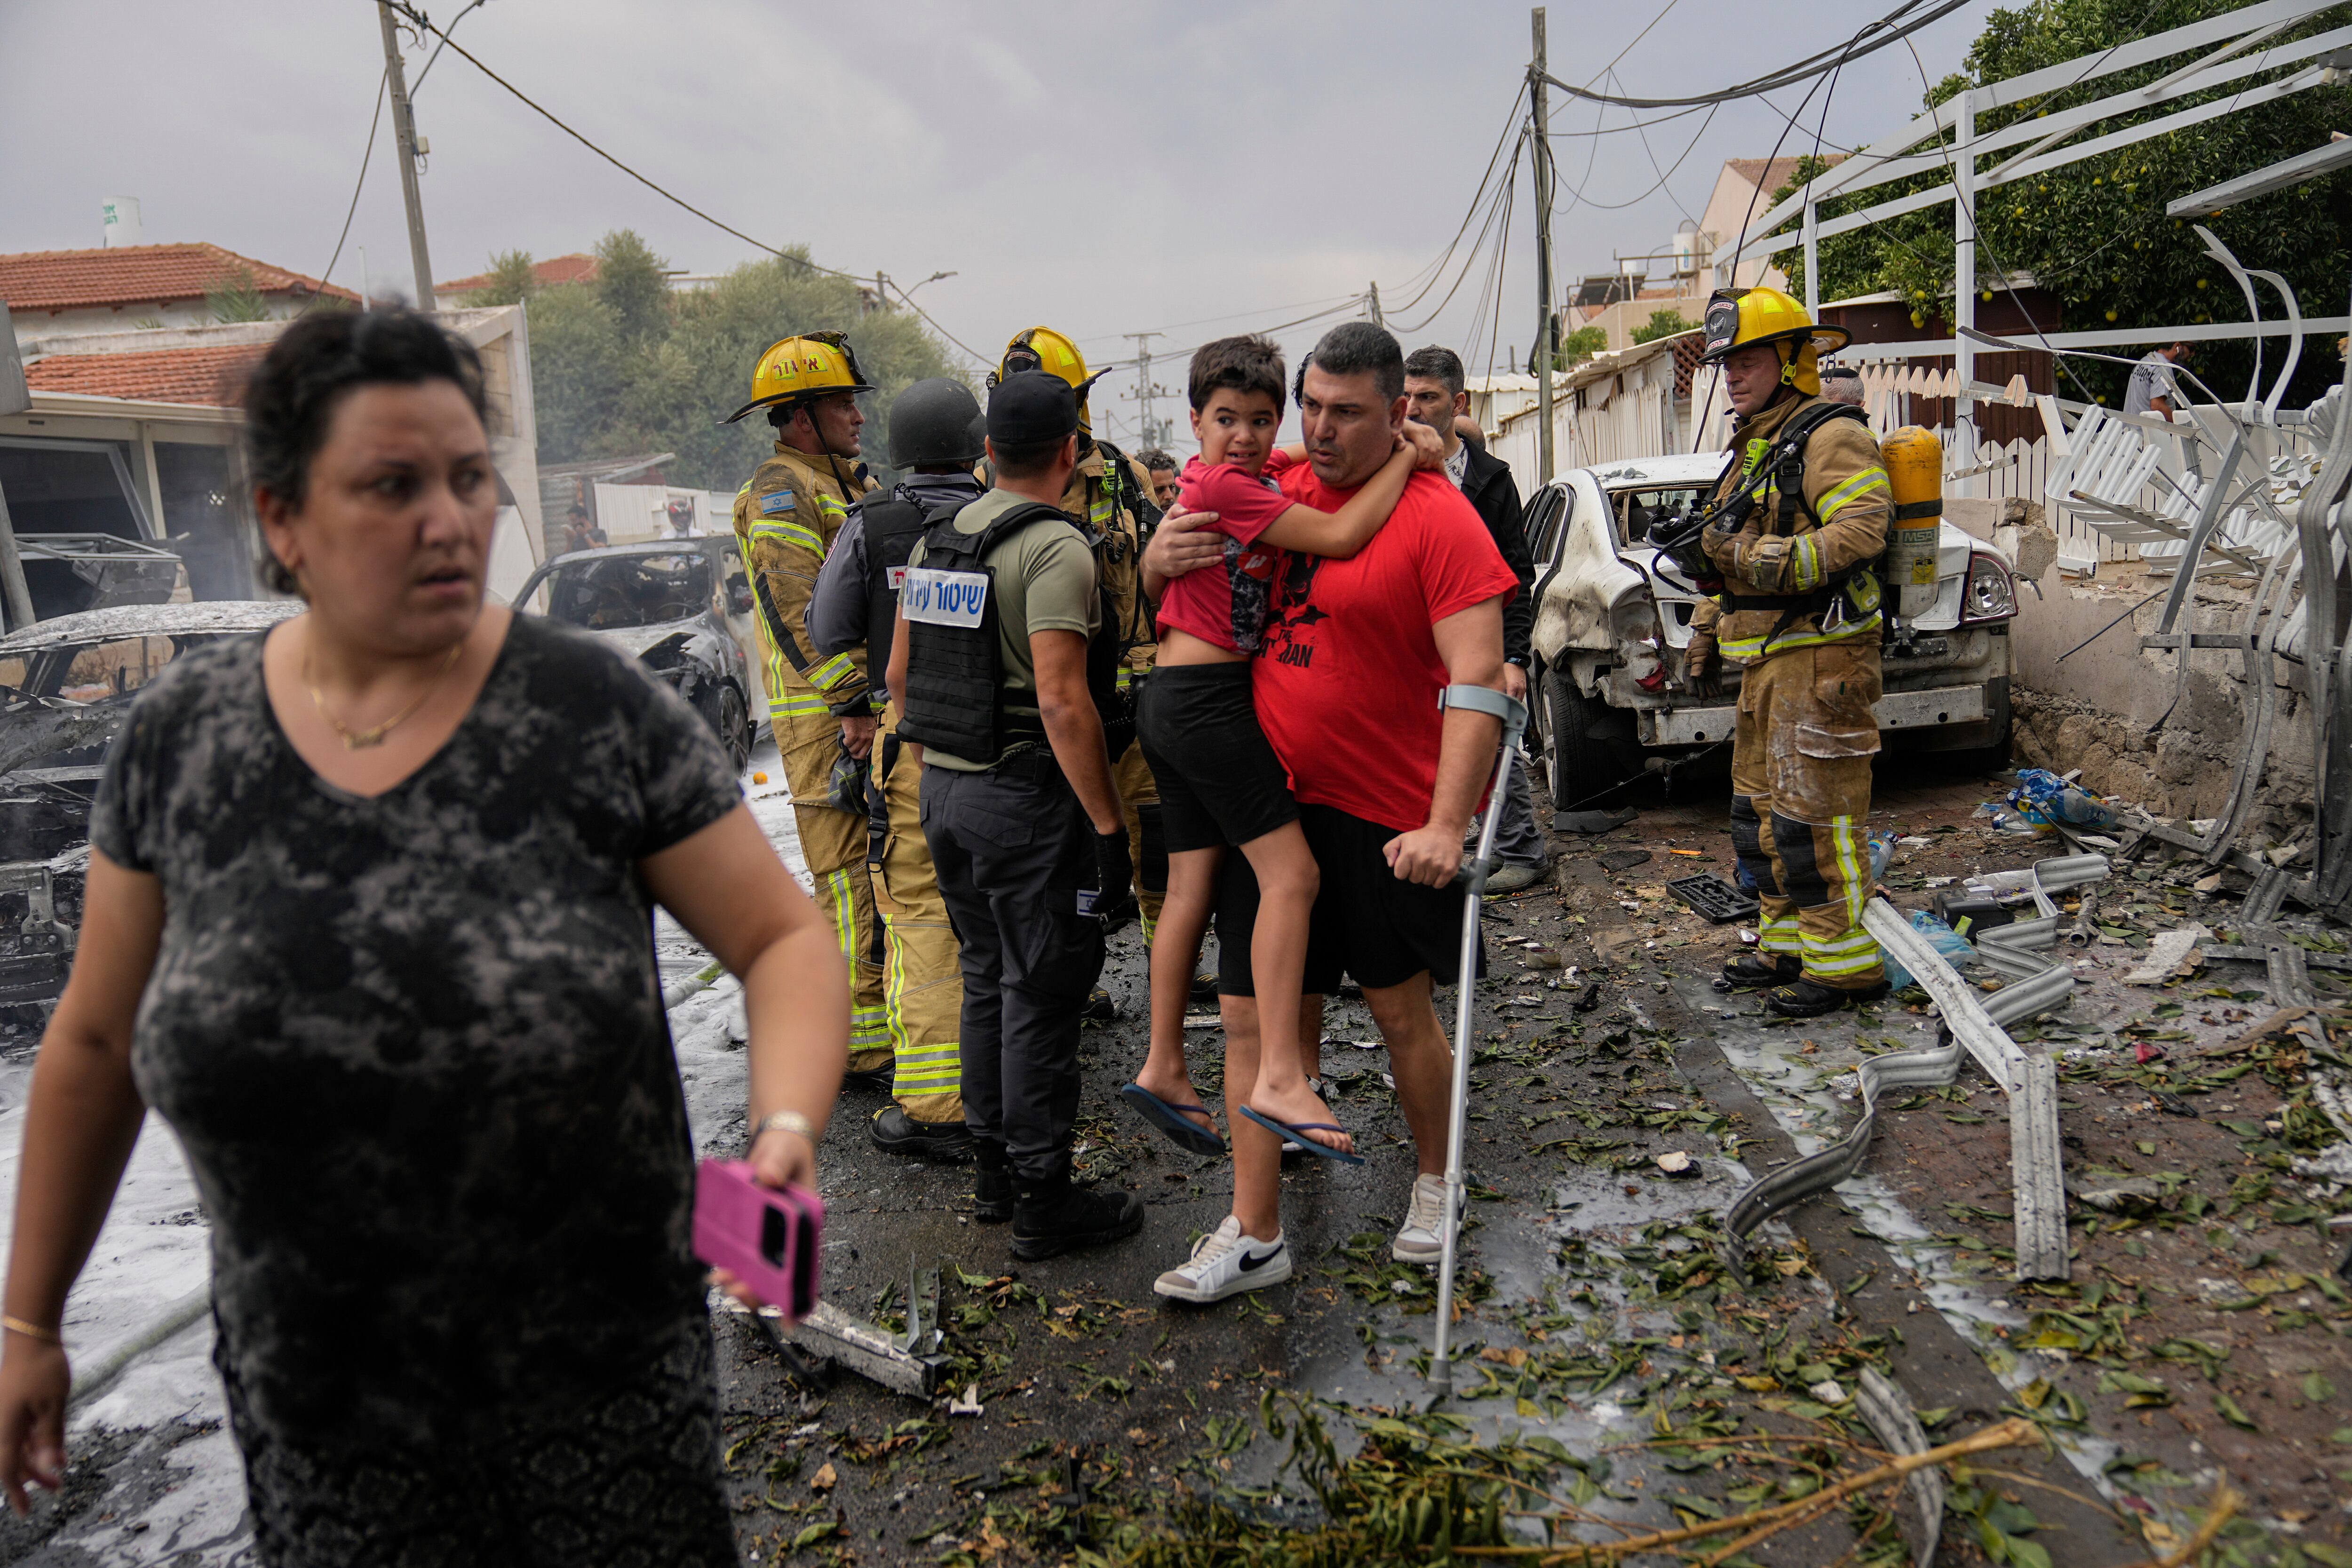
[[10, 751, 2323, 1565]]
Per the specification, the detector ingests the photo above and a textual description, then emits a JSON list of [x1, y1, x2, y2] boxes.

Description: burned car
[[515, 539, 762, 773], [0, 600, 304, 1015], [1524, 451, 2019, 794]]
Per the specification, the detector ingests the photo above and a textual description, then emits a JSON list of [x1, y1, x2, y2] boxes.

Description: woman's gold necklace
[[303, 640, 466, 751]]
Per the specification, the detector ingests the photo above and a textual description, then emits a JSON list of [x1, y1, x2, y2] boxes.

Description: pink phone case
[[692, 1160, 824, 1320]]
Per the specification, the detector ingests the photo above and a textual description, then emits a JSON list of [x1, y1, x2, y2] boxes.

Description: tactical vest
[[897, 500, 1123, 767], [857, 492, 946, 691], [1706, 399, 1882, 641]]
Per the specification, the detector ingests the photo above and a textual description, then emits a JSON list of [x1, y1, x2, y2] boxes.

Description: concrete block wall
[[1974, 494, 2317, 845]]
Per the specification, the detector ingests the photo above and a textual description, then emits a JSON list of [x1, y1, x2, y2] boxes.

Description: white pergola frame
[[1725, 0, 2352, 487]]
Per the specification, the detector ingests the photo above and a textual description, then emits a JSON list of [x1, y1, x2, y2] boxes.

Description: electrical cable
[[1072, 293, 1363, 350], [1542, 103, 1709, 139], [1538, 0, 1971, 110], [383, 3, 987, 365], [1107, 297, 1369, 380], [1394, 132, 1527, 335], [1548, 737, 1730, 813], [1464, 148, 1519, 375], [1548, 98, 1720, 212], [1618, 67, 1703, 221], [1378, 84, 1532, 319], [407, 0, 486, 95], [302, 65, 389, 311], [1892, 33, 2117, 415]]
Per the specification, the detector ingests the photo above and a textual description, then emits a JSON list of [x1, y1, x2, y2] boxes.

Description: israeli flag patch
[[901, 567, 988, 627], [759, 489, 796, 516]]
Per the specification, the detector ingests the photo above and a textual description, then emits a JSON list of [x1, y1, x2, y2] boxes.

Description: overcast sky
[[0, 0, 2000, 450]]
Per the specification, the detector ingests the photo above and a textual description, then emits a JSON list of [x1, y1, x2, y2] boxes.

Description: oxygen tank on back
[[1878, 426, 1944, 620]]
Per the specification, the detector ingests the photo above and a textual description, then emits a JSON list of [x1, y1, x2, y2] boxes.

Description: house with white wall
[[0, 244, 360, 346]]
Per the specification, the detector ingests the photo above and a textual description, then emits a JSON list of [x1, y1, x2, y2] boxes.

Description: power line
[[1549, 97, 1721, 213], [1541, 103, 1709, 139], [1070, 292, 1363, 350], [1617, 68, 1701, 221], [1538, 0, 1971, 110], [382, 2, 987, 365], [1393, 131, 1527, 335], [1589, 0, 1687, 83], [305, 65, 389, 310], [406, 0, 485, 95], [1377, 85, 1531, 321]]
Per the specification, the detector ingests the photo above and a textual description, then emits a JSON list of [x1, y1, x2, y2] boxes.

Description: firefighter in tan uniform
[[721, 332, 891, 1083], [805, 379, 991, 1161], [1678, 287, 1891, 1019], [989, 328, 1168, 944]]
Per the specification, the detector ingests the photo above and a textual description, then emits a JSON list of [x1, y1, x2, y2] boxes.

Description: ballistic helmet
[[887, 378, 985, 467]]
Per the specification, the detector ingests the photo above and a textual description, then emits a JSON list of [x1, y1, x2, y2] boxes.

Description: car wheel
[[719, 683, 752, 774], [1544, 662, 1636, 806]]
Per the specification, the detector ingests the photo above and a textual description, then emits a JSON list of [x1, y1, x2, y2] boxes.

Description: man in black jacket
[[1405, 346, 1545, 887]]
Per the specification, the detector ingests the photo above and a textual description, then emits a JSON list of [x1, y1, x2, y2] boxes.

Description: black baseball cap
[[1821, 362, 1860, 380], [987, 370, 1078, 446]]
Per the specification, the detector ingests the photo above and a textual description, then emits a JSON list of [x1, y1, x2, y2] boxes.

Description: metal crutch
[[1429, 683, 1529, 1397]]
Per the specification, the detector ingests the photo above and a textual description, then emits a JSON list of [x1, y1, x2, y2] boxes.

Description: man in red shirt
[[1143, 322, 1518, 1295]]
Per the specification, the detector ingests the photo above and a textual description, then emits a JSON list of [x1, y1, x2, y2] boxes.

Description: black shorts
[[1216, 804, 1483, 997], [1136, 663, 1298, 854]]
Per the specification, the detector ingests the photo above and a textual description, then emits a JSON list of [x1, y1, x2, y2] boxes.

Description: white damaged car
[[1521, 451, 2018, 796]]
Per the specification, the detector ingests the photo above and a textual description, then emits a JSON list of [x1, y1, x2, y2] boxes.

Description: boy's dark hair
[[242, 308, 488, 595], [1138, 448, 1177, 475], [1296, 321, 1406, 405], [991, 433, 1074, 480], [1188, 334, 1286, 414], [1404, 344, 1466, 400]]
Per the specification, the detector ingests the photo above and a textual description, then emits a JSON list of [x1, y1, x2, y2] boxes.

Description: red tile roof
[[0, 243, 359, 314], [437, 252, 600, 297], [24, 343, 263, 407], [1723, 153, 1848, 193]]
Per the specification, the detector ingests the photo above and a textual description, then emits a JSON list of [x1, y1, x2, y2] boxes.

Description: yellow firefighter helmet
[[1697, 287, 1851, 398], [720, 331, 877, 425], [992, 326, 1108, 430]]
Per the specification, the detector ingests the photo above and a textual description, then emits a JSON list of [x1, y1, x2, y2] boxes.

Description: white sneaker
[[1392, 1174, 1454, 1264], [1153, 1215, 1291, 1303]]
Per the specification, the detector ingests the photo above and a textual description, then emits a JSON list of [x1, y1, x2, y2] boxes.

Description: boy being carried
[[1122, 335, 1435, 1294]]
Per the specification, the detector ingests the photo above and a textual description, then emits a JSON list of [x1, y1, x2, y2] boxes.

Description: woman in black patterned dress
[[0, 310, 846, 1566]]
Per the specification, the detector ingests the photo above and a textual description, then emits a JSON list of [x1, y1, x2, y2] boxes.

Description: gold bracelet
[[2, 1316, 61, 1345], [750, 1110, 816, 1147]]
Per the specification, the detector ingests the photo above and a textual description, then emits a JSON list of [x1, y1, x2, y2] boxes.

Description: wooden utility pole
[[1532, 8, 1557, 485], [1368, 281, 1384, 328], [377, 3, 437, 310]]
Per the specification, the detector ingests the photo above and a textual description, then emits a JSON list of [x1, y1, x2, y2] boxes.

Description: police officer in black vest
[[885, 371, 1144, 1260], [809, 379, 989, 1160]]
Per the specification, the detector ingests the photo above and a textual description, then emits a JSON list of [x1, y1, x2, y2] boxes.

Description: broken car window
[[543, 554, 714, 631]]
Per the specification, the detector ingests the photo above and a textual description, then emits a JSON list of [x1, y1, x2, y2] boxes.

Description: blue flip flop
[[1119, 1083, 1226, 1157], [1235, 1106, 1366, 1165]]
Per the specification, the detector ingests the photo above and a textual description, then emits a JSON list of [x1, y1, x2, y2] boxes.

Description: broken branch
[[2111, 1483, 2242, 1568], [1449, 1417, 2040, 1563]]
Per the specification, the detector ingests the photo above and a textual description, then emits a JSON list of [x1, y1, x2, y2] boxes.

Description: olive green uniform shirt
[[907, 488, 1100, 772]]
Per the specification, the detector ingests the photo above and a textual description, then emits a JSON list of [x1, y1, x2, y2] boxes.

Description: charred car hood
[[594, 618, 711, 660], [0, 700, 119, 780]]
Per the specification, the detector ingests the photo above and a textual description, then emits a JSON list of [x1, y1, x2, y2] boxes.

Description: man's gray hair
[[1820, 363, 1865, 406], [1404, 344, 1465, 400], [1299, 321, 1406, 404]]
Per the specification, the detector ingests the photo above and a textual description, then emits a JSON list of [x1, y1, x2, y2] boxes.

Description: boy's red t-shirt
[[1252, 466, 1518, 833], [1154, 452, 1297, 653]]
